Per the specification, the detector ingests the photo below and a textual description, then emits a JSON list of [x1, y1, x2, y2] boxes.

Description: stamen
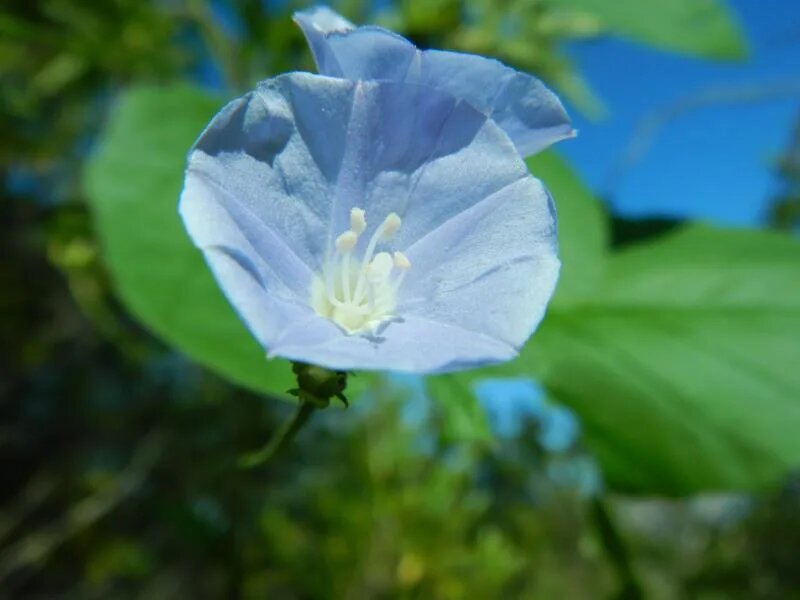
[[312, 209, 411, 335], [354, 213, 402, 300], [350, 207, 367, 235], [341, 252, 352, 303], [336, 230, 359, 303], [381, 213, 401, 240], [367, 252, 393, 283], [335, 231, 358, 251], [393, 251, 410, 270], [324, 260, 344, 308], [392, 251, 410, 291], [366, 281, 375, 311]]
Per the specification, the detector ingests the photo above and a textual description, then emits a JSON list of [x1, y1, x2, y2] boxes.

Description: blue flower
[[179, 12, 570, 374], [294, 6, 575, 157], [474, 378, 579, 451]]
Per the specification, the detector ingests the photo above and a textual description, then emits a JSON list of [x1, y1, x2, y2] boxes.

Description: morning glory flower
[[294, 6, 575, 157], [179, 71, 561, 373]]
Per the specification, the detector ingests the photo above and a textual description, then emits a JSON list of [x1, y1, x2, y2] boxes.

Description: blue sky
[[560, 0, 800, 227]]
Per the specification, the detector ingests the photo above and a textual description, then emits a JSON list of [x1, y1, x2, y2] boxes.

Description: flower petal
[[180, 169, 315, 300], [400, 176, 559, 349], [293, 9, 574, 156], [420, 49, 576, 156], [182, 84, 348, 273], [269, 314, 518, 374], [201, 244, 316, 350], [292, 6, 355, 77]]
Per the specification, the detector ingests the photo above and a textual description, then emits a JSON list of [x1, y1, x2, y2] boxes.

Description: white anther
[[350, 207, 367, 235], [381, 213, 402, 240], [335, 231, 358, 252], [393, 251, 411, 270], [366, 252, 393, 283], [314, 208, 409, 334]]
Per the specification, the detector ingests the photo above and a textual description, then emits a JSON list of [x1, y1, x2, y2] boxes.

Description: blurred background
[[2, 0, 799, 598]]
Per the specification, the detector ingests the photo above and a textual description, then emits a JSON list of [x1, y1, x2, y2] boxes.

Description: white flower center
[[311, 207, 411, 334]]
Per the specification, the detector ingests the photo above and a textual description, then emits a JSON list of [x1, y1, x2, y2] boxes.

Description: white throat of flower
[[311, 207, 411, 335]]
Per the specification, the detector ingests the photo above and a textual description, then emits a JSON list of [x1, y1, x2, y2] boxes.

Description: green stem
[[238, 402, 316, 469]]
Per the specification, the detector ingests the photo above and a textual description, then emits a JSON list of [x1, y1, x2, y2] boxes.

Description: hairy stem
[[238, 402, 316, 469]]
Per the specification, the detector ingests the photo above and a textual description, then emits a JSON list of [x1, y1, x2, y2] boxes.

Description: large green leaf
[[85, 85, 294, 397], [549, 0, 747, 60], [536, 225, 800, 494]]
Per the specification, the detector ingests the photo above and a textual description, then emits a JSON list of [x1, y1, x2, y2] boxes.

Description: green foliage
[[0, 0, 185, 198], [85, 85, 294, 397], [537, 224, 800, 493], [246, 390, 607, 599], [428, 375, 493, 445], [5, 0, 800, 596], [5, 187, 800, 598], [546, 0, 748, 60]]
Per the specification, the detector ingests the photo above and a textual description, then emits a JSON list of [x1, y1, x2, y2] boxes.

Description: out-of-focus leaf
[[534, 225, 800, 494], [548, 0, 747, 60], [85, 84, 294, 397], [427, 376, 492, 445]]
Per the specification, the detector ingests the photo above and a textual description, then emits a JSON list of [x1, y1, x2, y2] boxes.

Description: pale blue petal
[[399, 176, 559, 349], [182, 83, 349, 272], [180, 171, 314, 300], [269, 314, 517, 373], [420, 49, 575, 156], [181, 72, 557, 371], [202, 245, 315, 350], [293, 6, 355, 77], [325, 82, 531, 253], [293, 13, 574, 156]]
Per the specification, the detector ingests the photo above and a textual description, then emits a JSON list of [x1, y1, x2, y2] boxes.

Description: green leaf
[[427, 376, 492, 445], [536, 225, 800, 494], [548, 0, 748, 60], [85, 84, 294, 397]]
